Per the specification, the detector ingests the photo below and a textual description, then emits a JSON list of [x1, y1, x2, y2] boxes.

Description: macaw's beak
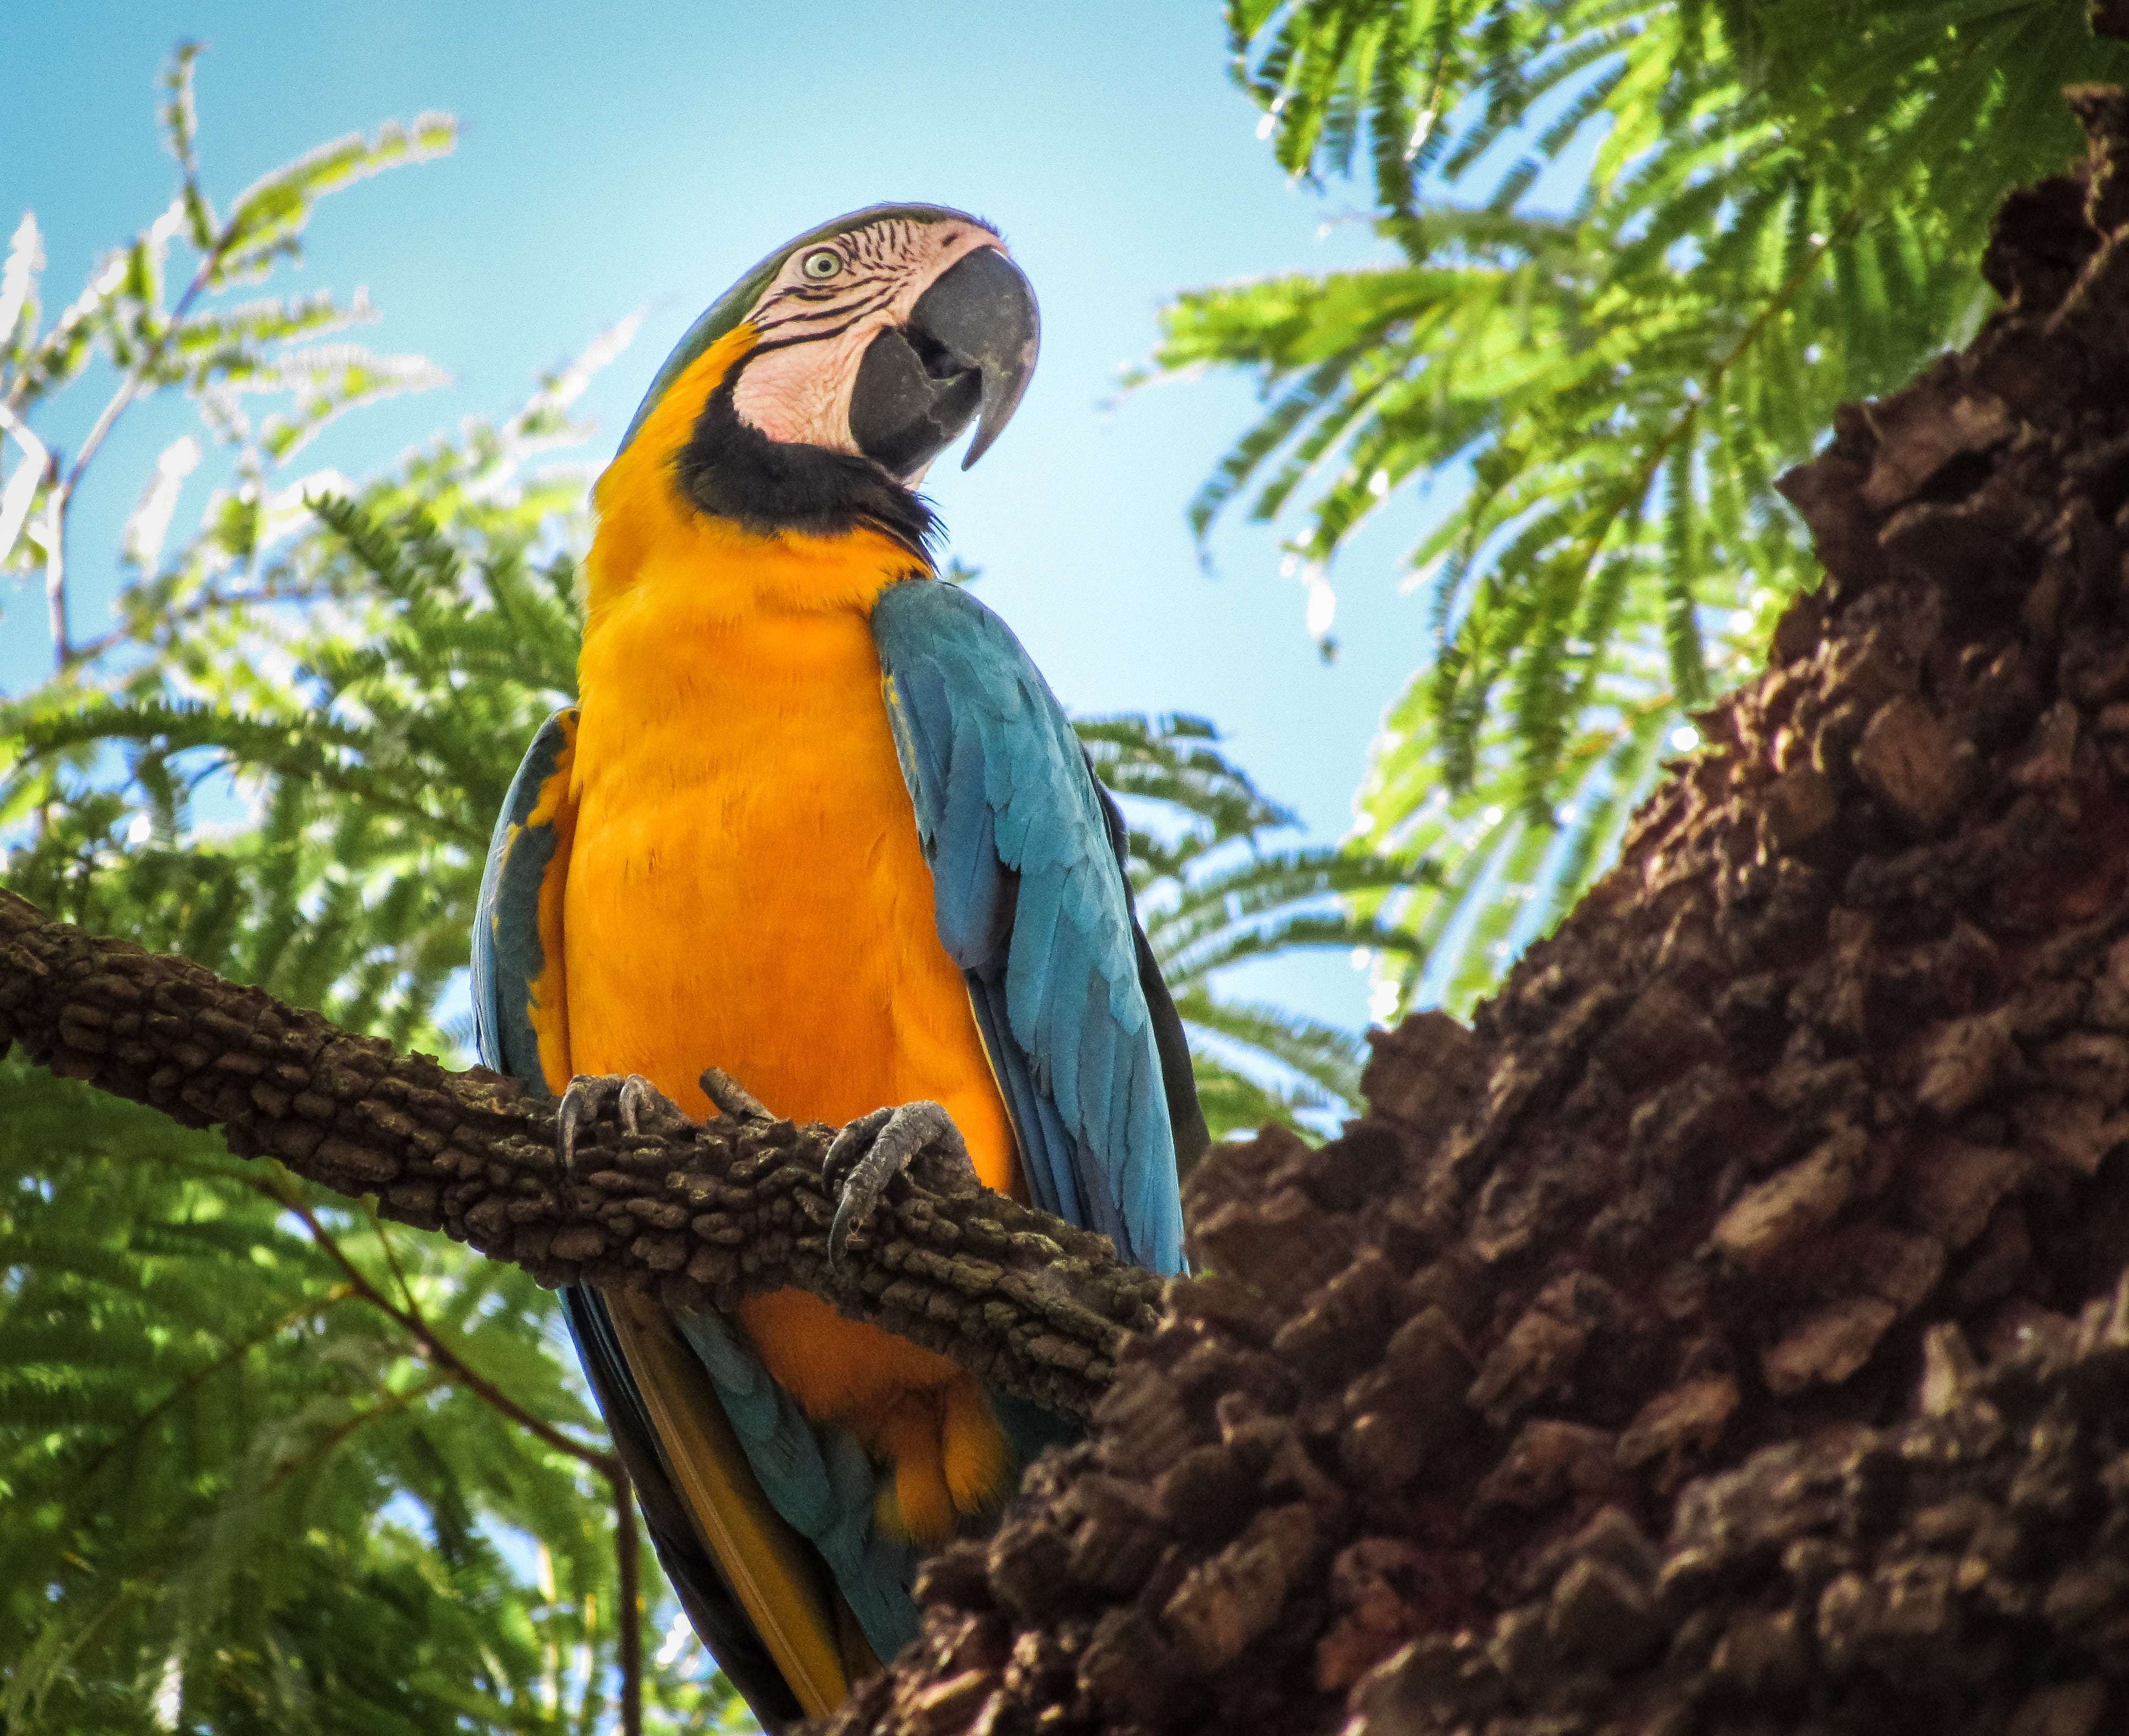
[[850, 246, 1040, 479]]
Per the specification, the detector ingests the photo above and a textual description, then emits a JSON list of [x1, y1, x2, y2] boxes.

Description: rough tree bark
[[805, 82, 2129, 1736], [0, 889, 1157, 1421], [14, 86, 2129, 1736]]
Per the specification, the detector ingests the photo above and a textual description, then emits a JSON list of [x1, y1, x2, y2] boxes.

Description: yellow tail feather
[[606, 1293, 878, 1716]]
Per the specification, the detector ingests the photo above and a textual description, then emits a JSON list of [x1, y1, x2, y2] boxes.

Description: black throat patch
[[674, 368, 940, 561]]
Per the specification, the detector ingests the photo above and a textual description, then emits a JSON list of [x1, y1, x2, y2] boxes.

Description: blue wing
[[471, 710, 576, 1092], [872, 579, 1192, 1277]]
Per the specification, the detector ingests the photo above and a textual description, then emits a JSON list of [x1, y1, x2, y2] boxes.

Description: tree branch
[[0, 888, 1161, 1422]]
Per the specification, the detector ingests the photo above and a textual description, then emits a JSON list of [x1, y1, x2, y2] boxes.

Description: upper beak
[[849, 245, 1041, 479], [915, 245, 1040, 469]]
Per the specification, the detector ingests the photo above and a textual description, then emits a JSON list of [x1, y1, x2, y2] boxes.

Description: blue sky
[[2, 1, 1459, 1038]]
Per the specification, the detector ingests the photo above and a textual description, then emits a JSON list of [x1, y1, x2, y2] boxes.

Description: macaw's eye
[[800, 249, 843, 281]]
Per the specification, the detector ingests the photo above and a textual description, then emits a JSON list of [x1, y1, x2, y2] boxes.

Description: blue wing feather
[[471, 710, 575, 1090], [675, 1313, 922, 1660], [873, 580, 1186, 1276], [968, 980, 1088, 1228]]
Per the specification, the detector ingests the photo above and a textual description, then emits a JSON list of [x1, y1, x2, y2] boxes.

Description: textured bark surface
[[0, 888, 1156, 1420], [819, 87, 2129, 1736]]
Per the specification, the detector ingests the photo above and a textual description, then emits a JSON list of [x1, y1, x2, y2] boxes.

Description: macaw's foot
[[556, 1072, 689, 1170], [823, 1100, 977, 1268]]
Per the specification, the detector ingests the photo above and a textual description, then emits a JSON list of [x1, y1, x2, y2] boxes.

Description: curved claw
[[557, 1071, 685, 1170], [699, 1066, 776, 1125], [824, 1100, 971, 1269], [618, 1075, 669, 1133]]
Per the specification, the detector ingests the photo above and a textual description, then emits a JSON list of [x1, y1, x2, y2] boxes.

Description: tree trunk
[[13, 86, 2129, 1736], [811, 84, 2129, 1736]]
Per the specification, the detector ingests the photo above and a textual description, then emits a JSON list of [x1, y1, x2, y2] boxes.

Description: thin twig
[[370, 1214, 424, 1319], [46, 208, 230, 674], [40, 451, 64, 669], [267, 1180, 620, 1479], [615, 1467, 643, 1736], [257, 1372, 444, 1498], [57, 247, 219, 505], [72, 1289, 353, 1489], [64, 577, 307, 667], [276, 1177, 652, 1733]]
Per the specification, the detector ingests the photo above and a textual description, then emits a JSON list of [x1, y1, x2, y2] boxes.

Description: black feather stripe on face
[[743, 218, 940, 341], [750, 284, 896, 341], [675, 363, 939, 560]]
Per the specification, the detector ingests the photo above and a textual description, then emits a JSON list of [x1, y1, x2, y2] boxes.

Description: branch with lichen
[[0, 887, 1159, 1421]]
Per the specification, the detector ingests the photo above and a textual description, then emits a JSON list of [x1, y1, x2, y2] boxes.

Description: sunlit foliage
[[1158, 0, 2129, 1010]]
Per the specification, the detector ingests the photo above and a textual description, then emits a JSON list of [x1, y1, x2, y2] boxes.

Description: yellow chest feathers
[[564, 563, 1010, 1170], [564, 330, 1015, 1179]]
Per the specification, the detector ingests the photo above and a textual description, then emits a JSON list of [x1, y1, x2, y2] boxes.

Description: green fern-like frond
[[1088, 713, 1432, 1125], [1175, 0, 2126, 1010]]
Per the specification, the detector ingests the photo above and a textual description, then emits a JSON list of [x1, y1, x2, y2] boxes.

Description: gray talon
[[618, 1075, 661, 1135], [700, 1066, 776, 1125], [824, 1100, 970, 1268], [557, 1079, 604, 1172], [558, 1072, 680, 1169]]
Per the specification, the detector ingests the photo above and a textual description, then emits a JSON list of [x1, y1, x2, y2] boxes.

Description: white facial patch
[[728, 217, 1003, 462]]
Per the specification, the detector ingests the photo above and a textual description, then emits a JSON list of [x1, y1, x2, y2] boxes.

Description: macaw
[[471, 204, 1206, 1730]]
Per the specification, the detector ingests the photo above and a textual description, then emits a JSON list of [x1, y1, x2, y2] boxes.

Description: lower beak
[[849, 246, 1041, 479]]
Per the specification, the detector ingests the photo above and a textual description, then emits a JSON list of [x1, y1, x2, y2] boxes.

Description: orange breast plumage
[[561, 331, 1018, 1539]]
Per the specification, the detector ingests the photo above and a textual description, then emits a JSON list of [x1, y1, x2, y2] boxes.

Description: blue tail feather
[[673, 1311, 924, 1662]]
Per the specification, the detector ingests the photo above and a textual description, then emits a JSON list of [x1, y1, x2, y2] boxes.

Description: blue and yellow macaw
[[471, 205, 1205, 1730]]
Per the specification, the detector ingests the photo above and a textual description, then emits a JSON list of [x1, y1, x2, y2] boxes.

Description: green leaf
[[159, 42, 203, 176], [255, 345, 450, 461], [1161, 0, 2121, 1006], [221, 114, 457, 272], [0, 209, 44, 362]]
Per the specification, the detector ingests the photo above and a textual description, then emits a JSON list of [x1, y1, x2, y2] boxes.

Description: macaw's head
[[611, 204, 1039, 558]]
